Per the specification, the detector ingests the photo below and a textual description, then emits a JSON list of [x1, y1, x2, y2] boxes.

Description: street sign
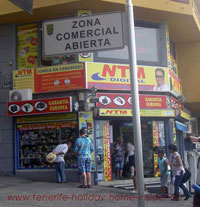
[[42, 12, 124, 56]]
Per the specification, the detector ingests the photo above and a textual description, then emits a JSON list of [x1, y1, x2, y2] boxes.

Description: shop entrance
[[111, 120, 154, 178], [95, 119, 166, 182]]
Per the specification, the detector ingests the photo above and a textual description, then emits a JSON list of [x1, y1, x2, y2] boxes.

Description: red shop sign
[[97, 93, 167, 109], [7, 97, 72, 116]]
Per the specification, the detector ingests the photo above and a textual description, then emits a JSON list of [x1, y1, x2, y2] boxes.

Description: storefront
[[16, 113, 78, 169], [7, 96, 96, 182], [94, 92, 176, 181], [9, 13, 184, 184]]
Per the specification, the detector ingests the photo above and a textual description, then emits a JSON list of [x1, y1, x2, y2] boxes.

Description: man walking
[[74, 128, 94, 188], [53, 139, 72, 183]]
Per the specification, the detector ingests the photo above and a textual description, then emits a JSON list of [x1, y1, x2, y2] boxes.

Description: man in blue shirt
[[74, 128, 94, 188]]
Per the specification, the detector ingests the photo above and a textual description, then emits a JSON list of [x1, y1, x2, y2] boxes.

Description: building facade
[[0, 0, 199, 183]]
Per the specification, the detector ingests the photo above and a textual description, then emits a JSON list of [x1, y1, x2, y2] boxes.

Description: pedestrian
[[125, 141, 135, 178], [74, 128, 94, 188], [52, 139, 72, 183], [193, 156, 200, 207], [155, 149, 170, 198], [168, 144, 191, 201], [114, 137, 125, 179], [153, 146, 160, 155]]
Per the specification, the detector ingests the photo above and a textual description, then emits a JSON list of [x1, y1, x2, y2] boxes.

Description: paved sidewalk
[[0, 175, 193, 207]]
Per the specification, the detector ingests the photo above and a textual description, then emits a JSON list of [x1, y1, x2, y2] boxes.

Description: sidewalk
[[0, 175, 193, 207]]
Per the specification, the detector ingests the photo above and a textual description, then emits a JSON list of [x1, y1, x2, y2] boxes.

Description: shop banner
[[169, 70, 182, 96], [17, 121, 77, 131], [8, 97, 72, 116], [103, 121, 112, 181], [153, 121, 159, 177], [97, 93, 168, 109], [99, 108, 175, 117], [180, 110, 190, 121], [78, 112, 95, 170], [16, 113, 77, 124], [17, 24, 38, 69], [171, 97, 182, 117], [86, 62, 169, 91], [13, 63, 86, 93]]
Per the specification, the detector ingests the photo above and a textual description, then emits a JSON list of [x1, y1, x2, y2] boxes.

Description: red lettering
[[102, 65, 116, 77], [102, 65, 129, 77], [138, 67, 146, 79], [117, 66, 129, 77]]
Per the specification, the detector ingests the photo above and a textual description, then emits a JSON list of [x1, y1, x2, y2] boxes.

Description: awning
[[175, 121, 187, 132]]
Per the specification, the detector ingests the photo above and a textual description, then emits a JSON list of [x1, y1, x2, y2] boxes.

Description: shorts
[[129, 155, 135, 167], [160, 173, 169, 187], [78, 157, 91, 173], [115, 157, 124, 170]]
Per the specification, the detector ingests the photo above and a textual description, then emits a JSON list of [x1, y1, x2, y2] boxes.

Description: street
[[0, 175, 193, 207]]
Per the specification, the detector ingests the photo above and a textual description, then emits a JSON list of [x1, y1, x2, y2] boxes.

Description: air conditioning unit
[[9, 89, 32, 102]]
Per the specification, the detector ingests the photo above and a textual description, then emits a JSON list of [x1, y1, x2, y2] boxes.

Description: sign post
[[126, 1, 145, 207]]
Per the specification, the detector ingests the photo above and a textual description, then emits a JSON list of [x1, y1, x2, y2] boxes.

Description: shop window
[[93, 22, 166, 67], [17, 122, 77, 169]]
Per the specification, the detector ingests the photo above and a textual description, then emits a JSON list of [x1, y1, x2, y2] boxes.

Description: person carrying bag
[[182, 159, 191, 184]]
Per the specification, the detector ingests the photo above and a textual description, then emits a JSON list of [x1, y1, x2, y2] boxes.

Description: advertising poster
[[13, 68, 35, 91], [103, 121, 112, 181], [78, 112, 95, 170], [86, 62, 169, 92], [169, 70, 182, 96], [8, 97, 72, 116], [17, 24, 38, 69], [34, 64, 85, 93], [13, 63, 86, 93], [153, 121, 159, 177]]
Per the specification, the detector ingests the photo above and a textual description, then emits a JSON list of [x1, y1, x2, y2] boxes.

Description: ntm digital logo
[[91, 64, 146, 83]]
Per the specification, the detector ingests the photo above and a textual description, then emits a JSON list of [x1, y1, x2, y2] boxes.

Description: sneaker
[[129, 174, 134, 179], [131, 190, 137, 194]]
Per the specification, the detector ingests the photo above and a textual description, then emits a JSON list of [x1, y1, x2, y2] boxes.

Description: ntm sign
[[42, 12, 124, 56]]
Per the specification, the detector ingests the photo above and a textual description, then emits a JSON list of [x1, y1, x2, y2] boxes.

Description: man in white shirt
[[193, 157, 200, 207], [153, 68, 169, 92], [53, 140, 72, 183]]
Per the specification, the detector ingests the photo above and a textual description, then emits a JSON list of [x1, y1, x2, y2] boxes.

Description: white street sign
[[42, 12, 124, 56]]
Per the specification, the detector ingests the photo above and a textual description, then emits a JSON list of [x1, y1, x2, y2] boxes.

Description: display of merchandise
[[18, 122, 77, 169]]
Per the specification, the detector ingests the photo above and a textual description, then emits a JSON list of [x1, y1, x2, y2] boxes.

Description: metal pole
[[126, 1, 145, 207]]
